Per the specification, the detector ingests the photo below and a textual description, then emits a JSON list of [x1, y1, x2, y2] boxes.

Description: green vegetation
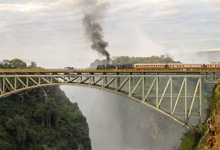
[[177, 124, 208, 150], [89, 54, 178, 68], [0, 59, 91, 150], [113, 55, 177, 64]]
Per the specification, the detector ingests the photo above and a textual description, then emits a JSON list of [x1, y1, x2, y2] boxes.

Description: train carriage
[[205, 63, 220, 69], [167, 63, 203, 70], [134, 63, 166, 70], [96, 63, 220, 71]]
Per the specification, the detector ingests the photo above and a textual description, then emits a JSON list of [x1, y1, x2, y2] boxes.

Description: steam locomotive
[[97, 64, 133, 70], [97, 63, 220, 70]]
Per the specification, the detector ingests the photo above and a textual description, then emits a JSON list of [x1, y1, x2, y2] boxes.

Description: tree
[[28, 62, 37, 69], [0, 59, 11, 68], [34, 98, 59, 129], [5, 115, 39, 149], [9, 58, 27, 69]]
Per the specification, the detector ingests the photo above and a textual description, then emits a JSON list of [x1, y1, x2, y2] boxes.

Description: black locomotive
[[96, 64, 133, 70]]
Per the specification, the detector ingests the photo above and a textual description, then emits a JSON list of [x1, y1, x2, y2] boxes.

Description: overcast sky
[[0, 0, 220, 68]]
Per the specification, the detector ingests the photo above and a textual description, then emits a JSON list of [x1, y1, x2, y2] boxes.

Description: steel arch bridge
[[0, 69, 219, 129]]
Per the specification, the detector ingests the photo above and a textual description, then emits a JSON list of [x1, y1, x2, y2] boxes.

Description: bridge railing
[[0, 69, 75, 73], [74, 68, 220, 73]]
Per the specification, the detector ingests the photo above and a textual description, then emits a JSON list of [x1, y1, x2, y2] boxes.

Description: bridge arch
[[1, 74, 216, 129]]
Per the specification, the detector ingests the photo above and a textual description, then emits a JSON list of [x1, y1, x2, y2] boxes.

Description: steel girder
[[0, 74, 218, 129]]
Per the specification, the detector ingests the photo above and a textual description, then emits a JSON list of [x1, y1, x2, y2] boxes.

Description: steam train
[[97, 64, 133, 69], [97, 63, 220, 70]]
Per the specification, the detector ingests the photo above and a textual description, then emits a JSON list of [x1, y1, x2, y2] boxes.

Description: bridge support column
[[115, 77, 117, 90], [156, 77, 159, 107], [187, 77, 201, 123], [185, 77, 187, 124], [129, 77, 133, 96], [170, 77, 173, 112], [142, 77, 145, 100], [129, 77, 130, 95], [3, 77, 5, 94], [115, 77, 120, 90], [15, 77, 17, 90], [39, 77, 41, 85], [26, 77, 29, 87], [199, 77, 202, 126]]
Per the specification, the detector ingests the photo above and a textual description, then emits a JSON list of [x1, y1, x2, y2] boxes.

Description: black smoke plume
[[82, 1, 110, 62]]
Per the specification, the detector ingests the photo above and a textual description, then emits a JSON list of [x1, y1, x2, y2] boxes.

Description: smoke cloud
[[82, 1, 110, 62]]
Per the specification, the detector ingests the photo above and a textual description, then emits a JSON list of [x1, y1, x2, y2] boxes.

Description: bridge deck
[[75, 69, 220, 73], [0, 68, 220, 74], [0, 69, 74, 73]]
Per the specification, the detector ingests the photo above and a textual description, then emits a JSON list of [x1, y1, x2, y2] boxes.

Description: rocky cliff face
[[200, 80, 220, 150]]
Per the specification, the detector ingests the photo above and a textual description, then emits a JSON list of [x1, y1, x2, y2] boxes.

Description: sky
[[0, 0, 220, 68]]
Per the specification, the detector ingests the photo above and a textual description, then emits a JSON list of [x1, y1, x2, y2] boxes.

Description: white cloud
[[0, 0, 220, 67]]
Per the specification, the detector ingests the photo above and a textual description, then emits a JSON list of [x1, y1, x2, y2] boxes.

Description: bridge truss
[[0, 73, 219, 129]]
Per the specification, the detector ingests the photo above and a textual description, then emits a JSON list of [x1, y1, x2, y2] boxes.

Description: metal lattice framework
[[0, 74, 219, 129]]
